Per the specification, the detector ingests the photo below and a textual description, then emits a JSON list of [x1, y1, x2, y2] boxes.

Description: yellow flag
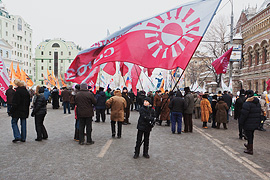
[[47, 69, 56, 86], [60, 74, 67, 87], [21, 69, 34, 87]]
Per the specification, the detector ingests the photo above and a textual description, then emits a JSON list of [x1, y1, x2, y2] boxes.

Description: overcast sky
[[4, 0, 265, 51]]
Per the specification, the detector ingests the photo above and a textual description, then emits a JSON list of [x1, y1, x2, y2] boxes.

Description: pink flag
[[267, 79, 270, 91], [131, 65, 141, 95], [211, 48, 233, 74], [65, 0, 221, 84], [103, 62, 116, 75], [0, 57, 10, 101]]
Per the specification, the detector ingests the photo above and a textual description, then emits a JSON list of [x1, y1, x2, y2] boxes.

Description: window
[[61, 60, 63, 63], [0, 50, 2, 56], [41, 74, 43, 77], [41, 81, 44, 85], [41, 66, 44, 70], [69, 60, 71, 63], [49, 66, 51, 70], [49, 51, 51, 55], [30, 70, 31, 74], [49, 60, 51, 63], [255, 51, 259, 65], [41, 59, 44, 63], [6, 51, 8, 58], [6, 31, 8, 36], [69, 52, 71, 56], [249, 53, 252, 67], [18, 18, 22, 31], [26, 62, 28, 66], [12, 25, 15, 30], [25, 31, 26, 35], [262, 48, 267, 64], [52, 43, 60, 48], [61, 51, 63, 56], [30, 41, 31, 45], [6, 22, 8, 27]]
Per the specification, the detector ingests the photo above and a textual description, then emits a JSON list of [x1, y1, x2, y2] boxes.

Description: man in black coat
[[5, 85, 15, 115], [169, 91, 186, 134], [239, 90, 261, 155], [223, 91, 232, 122], [234, 89, 247, 139], [128, 89, 135, 111], [9, 81, 30, 143], [134, 97, 155, 159], [95, 87, 106, 122], [122, 87, 131, 125]]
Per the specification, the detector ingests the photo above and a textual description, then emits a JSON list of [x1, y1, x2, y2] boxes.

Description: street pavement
[[0, 105, 270, 180]]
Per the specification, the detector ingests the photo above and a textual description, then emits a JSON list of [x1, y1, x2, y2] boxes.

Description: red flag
[[103, 62, 116, 75], [211, 48, 233, 74], [120, 62, 129, 76], [267, 79, 270, 91], [131, 65, 141, 96], [65, 0, 221, 84], [0, 57, 10, 101]]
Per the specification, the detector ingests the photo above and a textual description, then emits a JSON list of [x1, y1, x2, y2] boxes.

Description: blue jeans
[[171, 112, 182, 133], [11, 117, 26, 140], [63, 101, 71, 114]]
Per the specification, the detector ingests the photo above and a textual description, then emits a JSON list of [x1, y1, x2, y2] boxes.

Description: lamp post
[[229, 0, 234, 86]]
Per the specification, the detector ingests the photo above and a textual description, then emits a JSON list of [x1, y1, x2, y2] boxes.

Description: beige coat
[[106, 90, 127, 122]]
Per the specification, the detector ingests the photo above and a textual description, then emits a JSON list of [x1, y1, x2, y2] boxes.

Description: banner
[[47, 70, 56, 86], [0, 57, 10, 101], [212, 48, 233, 74], [65, 0, 221, 84]]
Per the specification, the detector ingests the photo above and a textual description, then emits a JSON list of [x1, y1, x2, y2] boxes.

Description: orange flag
[[47, 69, 56, 86], [8, 61, 13, 78], [21, 69, 34, 87], [42, 73, 50, 86], [16, 63, 21, 79], [56, 78, 60, 89], [60, 74, 67, 87], [160, 79, 165, 93]]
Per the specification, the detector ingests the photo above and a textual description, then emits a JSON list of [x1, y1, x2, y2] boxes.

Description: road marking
[[212, 138, 224, 145], [97, 139, 113, 158], [225, 146, 239, 155], [240, 156, 262, 169], [194, 126, 269, 180], [64, 114, 73, 118]]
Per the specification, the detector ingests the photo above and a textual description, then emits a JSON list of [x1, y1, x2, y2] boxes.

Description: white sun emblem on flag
[[144, 8, 201, 59]]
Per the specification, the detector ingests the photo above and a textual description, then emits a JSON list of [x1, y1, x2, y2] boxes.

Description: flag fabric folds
[[0, 57, 10, 101], [211, 47, 233, 74], [65, 0, 221, 84], [267, 79, 270, 91], [60, 74, 67, 87], [42, 73, 50, 86], [47, 70, 56, 86], [16, 63, 21, 80]]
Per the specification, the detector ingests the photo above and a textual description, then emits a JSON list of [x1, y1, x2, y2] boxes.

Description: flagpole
[[170, 72, 181, 91], [141, 70, 155, 90], [134, 65, 143, 90], [193, 71, 212, 92]]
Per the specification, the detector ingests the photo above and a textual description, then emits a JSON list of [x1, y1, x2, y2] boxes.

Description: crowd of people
[[5, 79, 269, 158]]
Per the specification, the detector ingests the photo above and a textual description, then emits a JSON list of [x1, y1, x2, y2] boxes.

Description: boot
[[165, 120, 170, 126], [223, 123, 227, 130], [217, 123, 220, 129], [244, 144, 253, 155]]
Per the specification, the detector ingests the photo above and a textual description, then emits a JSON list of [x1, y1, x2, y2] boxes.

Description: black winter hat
[[123, 87, 128, 91], [246, 90, 254, 98], [144, 97, 152, 105], [240, 89, 245, 95]]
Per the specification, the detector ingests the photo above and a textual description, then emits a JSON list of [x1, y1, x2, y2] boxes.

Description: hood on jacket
[[114, 90, 122, 96], [176, 91, 182, 97], [99, 91, 106, 97], [246, 96, 259, 104]]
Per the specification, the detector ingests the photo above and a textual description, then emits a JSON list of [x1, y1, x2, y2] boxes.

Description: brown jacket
[[153, 94, 162, 107], [160, 93, 170, 121], [200, 98, 212, 122], [106, 90, 127, 122], [75, 89, 97, 118], [215, 100, 229, 123], [61, 89, 71, 102]]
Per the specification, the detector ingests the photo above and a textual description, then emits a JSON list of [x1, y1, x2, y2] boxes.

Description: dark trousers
[[111, 121, 122, 137], [96, 109, 106, 122], [238, 122, 244, 138], [212, 114, 216, 128], [107, 108, 110, 114], [135, 130, 150, 155], [171, 112, 182, 133], [155, 106, 161, 120], [194, 107, 200, 119], [7, 104, 12, 113], [63, 101, 71, 114], [79, 117, 92, 143], [245, 130, 255, 144], [35, 114, 48, 140], [183, 113, 193, 132], [135, 102, 138, 110], [130, 102, 134, 111], [124, 109, 130, 123]]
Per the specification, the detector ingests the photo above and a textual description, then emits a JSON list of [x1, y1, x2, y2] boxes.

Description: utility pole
[[229, 0, 234, 86]]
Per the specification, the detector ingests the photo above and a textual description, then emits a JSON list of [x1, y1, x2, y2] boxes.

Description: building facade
[[234, 1, 270, 94], [0, 1, 34, 79], [35, 39, 79, 85]]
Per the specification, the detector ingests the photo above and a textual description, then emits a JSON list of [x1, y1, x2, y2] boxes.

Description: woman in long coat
[[51, 87, 60, 109], [200, 94, 212, 129], [159, 92, 170, 126], [215, 97, 229, 129]]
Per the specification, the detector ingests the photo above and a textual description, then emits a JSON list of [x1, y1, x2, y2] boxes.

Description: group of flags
[[43, 70, 67, 89], [9, 61, 34, 87]]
